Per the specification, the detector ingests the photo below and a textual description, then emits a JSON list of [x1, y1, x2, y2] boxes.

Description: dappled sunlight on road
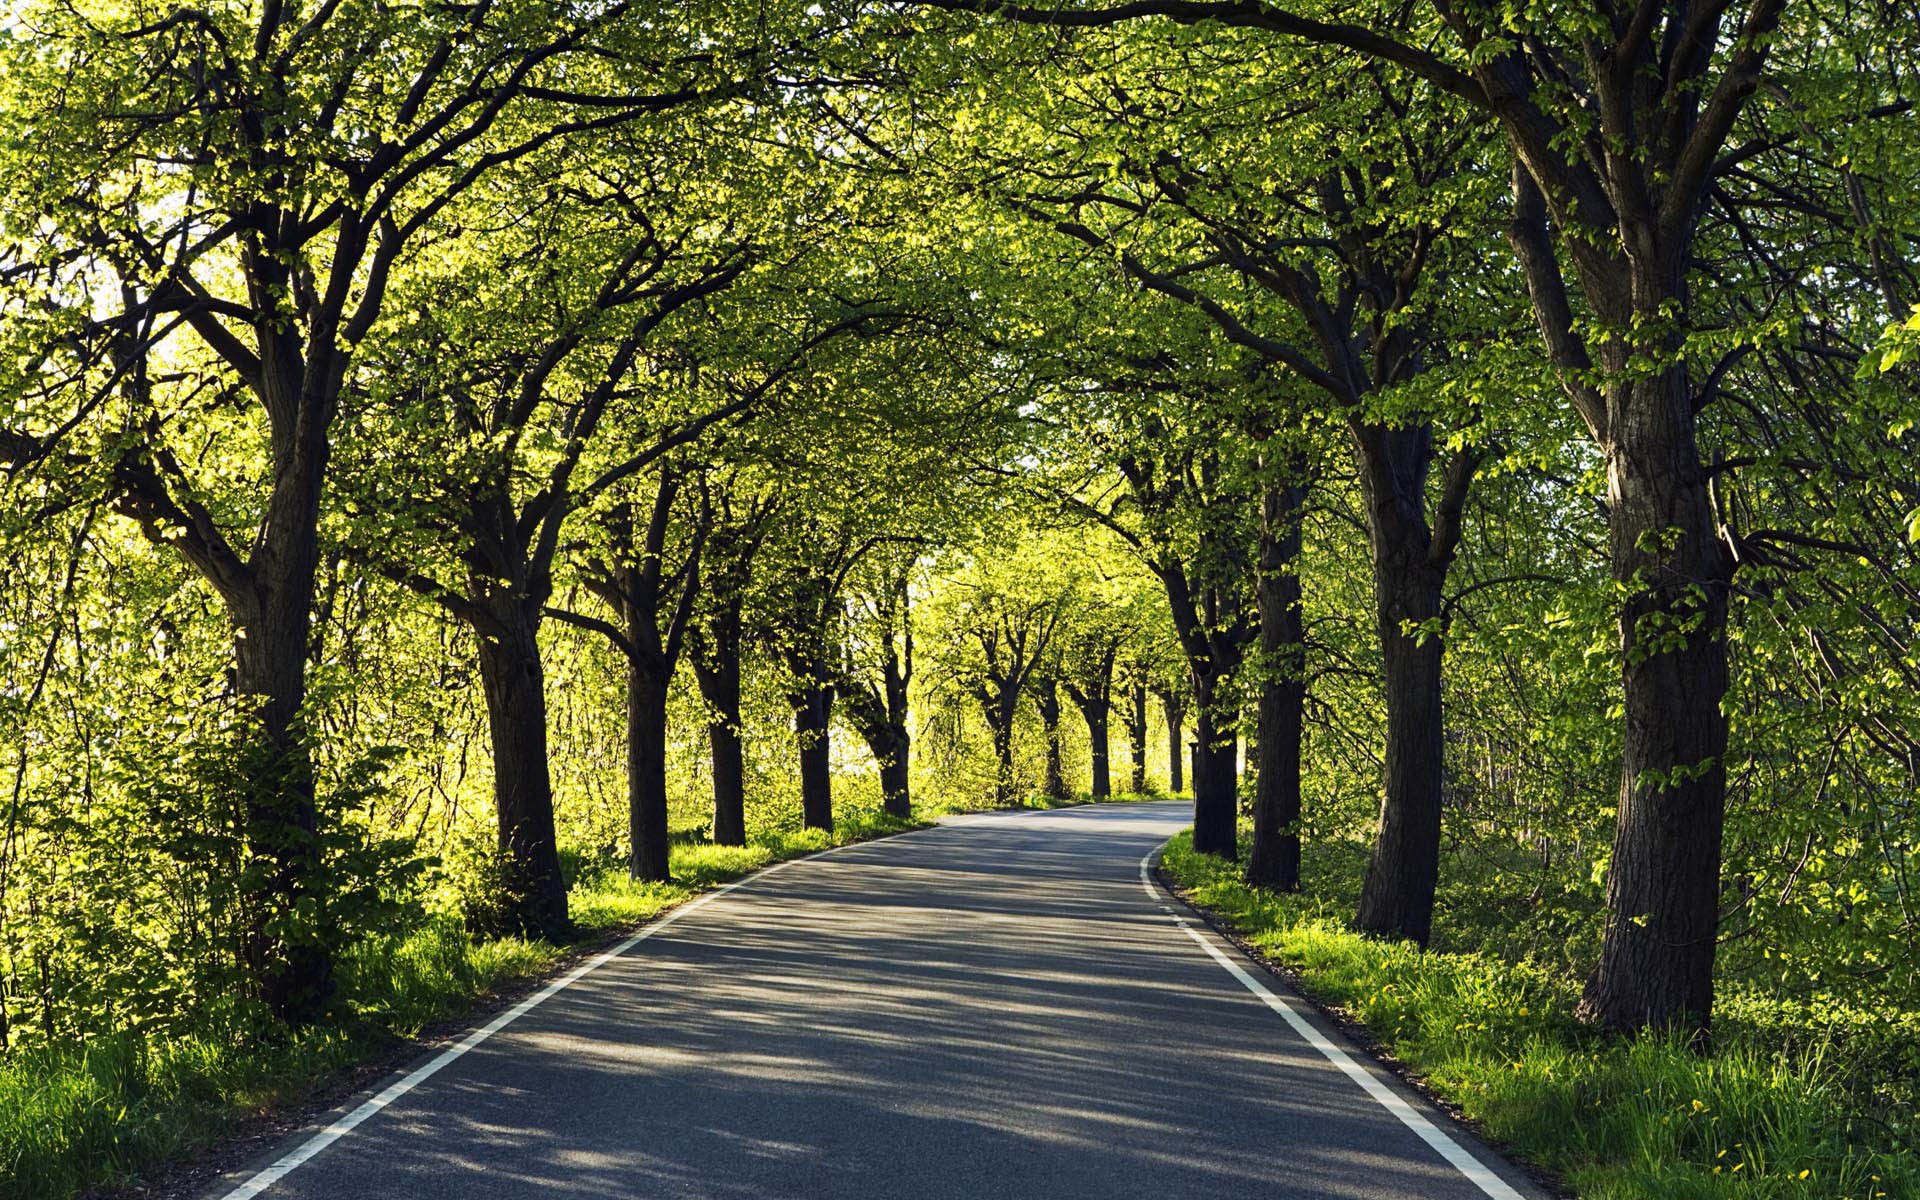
[[218, 803, 1520, 1200]]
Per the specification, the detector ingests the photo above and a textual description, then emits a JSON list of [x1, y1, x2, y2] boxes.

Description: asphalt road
[[206, 801, 1547, 1200]]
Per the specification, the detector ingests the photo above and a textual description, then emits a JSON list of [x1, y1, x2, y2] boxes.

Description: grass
[[0, 811, 926, 1200], [1158, 831, 1919, 1200]]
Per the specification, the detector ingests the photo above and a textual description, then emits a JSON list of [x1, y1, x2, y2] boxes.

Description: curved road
[[206, 802, 1546, 1200]]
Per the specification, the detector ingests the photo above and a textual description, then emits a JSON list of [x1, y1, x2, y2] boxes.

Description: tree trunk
[[230, 578, 333, 1023], [708, 715, 746, 846], [474, 610, 570, 941], [1353, 535, 1447, 945], [1190, 682, 1238, 858], [627, 662, 672, 883], [1163, 695, 1185, 794], [693, 611, 747, 847], [843, 672, 913, 821], [879, 746, 911, 820], [794, 683, 834, 832], [1124, 682, 1148, 794], [1248, 481, 1306, 891], [1579, 365, 1732, 1039], [1036, 680, 1068, 800], [1081, 702, 1111, 797], [985, 694, 1019, 806]]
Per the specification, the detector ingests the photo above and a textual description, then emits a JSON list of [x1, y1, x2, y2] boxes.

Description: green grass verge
[[1158, 831, 1917, 1200], [1, 812, 926, 1200]]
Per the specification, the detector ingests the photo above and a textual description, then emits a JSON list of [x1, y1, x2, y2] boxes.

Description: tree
[[840, 550, 921, 819], [0, 0, 768, 1018], [568, 470, 706, 883]]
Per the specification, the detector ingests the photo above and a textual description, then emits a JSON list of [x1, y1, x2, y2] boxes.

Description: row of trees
[[1, 0, 1916, 1072], [867, 0, 1920, 1041]]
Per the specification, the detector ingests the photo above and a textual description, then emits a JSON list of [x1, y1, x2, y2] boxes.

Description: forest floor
[[1156, 832, 1919, 1200]]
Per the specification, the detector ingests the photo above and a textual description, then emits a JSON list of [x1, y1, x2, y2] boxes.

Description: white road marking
[[1138, 849, 1527, 1200], [213, 840, 893, 1200]]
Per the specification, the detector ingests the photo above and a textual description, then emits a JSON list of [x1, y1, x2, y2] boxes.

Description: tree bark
[[693, 611, 747, 847], [474, 609, 571, 941], [1123, 681, 1149, 794], [1578, 365, 1732, 1039], [230, 578, 333, 1023], [1353, 527, 1448, 944], [1035, 677, 1069, 800], [983, 693, 1020, 807], [1247, 480, 1306, 891], [840, 631, 913, 820], [1083, 702, 1111, 797], [793, 681, 834, 832], [1160, 692, 1186, 794], [1190, 679, 1239, 858], [626, 662, 672, 883]]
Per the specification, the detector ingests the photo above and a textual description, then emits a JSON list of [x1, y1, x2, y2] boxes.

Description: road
[[206, 801, 1546, 1200]]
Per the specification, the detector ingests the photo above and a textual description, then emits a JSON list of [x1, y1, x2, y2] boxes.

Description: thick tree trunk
[[1248, 483, 1306, 891], [1353, 538, 1448, 944], [793, 683, 834, 832], [230, 577, 333, 1023], [985, 694, 1019, 806], [708, 716, 746, 846], [1081, 702, 1111, 797], [1124, 682, 1148, 794], [693, 612, 747, 847], [627, 664, 672, 883], [1579, 366, 1732, 1039], [474, 611, 570, 941], [879, 747, 911, 820], [1190, 684, 1238, 858]]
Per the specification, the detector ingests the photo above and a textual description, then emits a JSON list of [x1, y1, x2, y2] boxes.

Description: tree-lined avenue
[[203, 803, 1542, 1200]]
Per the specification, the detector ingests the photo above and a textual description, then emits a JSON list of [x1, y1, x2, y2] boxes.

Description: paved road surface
[[206, 802, 1546, 1200]]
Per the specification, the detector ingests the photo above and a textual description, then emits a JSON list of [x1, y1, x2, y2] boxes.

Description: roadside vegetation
[[1162, 834, 1919, 1200], [3, 1, 1917, 1198]]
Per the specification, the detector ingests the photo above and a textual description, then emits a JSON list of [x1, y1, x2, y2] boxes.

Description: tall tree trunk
[[1036, 679, 1068, 800], [1123, 682, 1148, 794], [842, 666, 913, 820], [693, 611, 747, 847], [1076, 700, 1111, 797], [879, 748, 911, 820], [230, 572, 332, 1023], [846, 699, 912, 820], [626, 662, 672, 883], [1190, 679, 1239, 858], [1353, 533, 1448, 944], [708, 715, 746, 846], [474, 609, 570, 941], [984, 693, 1019, 806], [1162, 693, 1186, 794], [1248, 481, 1306, 891], [793, 682, 834, 832], [1579, 365, 1732, 1038]]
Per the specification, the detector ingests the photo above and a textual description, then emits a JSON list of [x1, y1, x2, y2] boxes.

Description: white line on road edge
[[213, 840, 892, 1200], [1138, 850, 1527, 1200]]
